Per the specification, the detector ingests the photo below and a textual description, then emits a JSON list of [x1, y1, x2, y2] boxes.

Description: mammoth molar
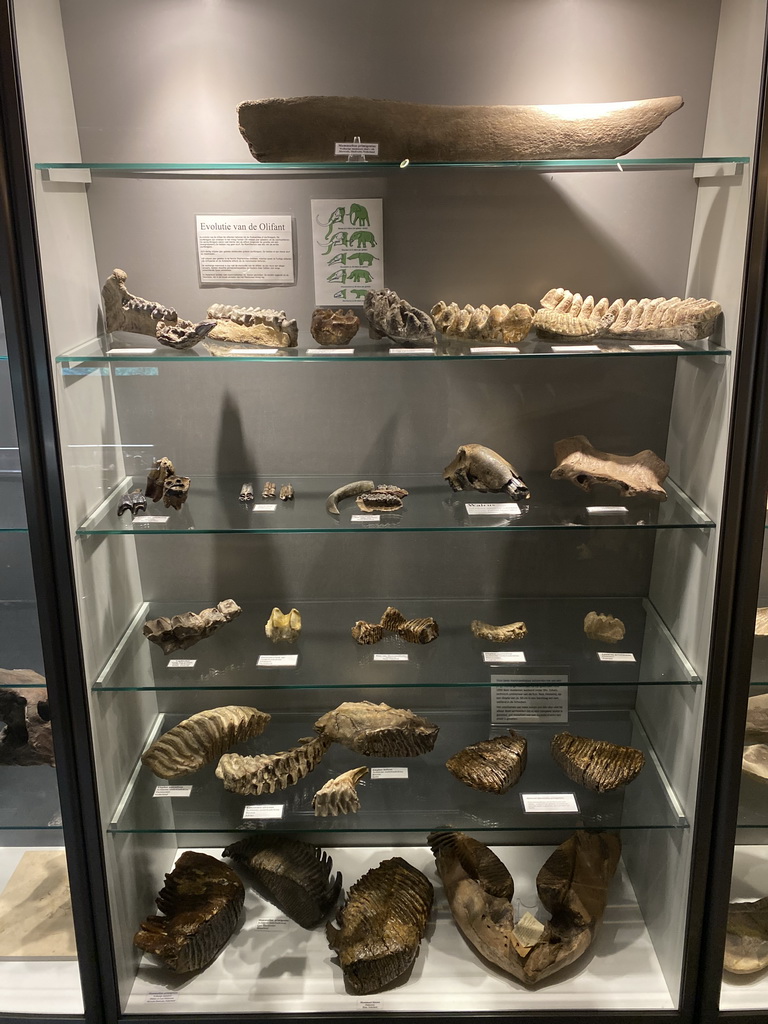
[[446, 730, 527, 793], [551, 434, 669, 501], [143, 600, 241, 655], [140, 705, 270, 779], [550, 732, 645, 792], [215, 735, 330, 795], [314, 700, 439, 757]]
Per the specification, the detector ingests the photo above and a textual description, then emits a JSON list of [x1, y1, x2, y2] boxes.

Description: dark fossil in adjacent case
[[724, 898, 768, 974], [0, 676, 54, 767], [223, 836, 342, 928], [143, 600, 242, 655], [444, 443, 530, 499], [141, 705, 270, 779], [314, 701, 439, 757], [116, 489, 147, 517], [326, 856, 433, 994], [133, 851, 244, 973], [550, 732, 645, 792], [215, 735, 330, 795], [446, 730, 527, 793]]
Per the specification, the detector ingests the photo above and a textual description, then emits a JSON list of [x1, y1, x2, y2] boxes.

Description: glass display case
[[4, 0, 768, 1020]]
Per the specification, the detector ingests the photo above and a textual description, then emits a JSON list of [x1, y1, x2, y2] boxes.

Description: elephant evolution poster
[[311, 198, 383, 306]]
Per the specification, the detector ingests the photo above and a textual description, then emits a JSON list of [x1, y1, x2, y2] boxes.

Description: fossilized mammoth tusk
[[325, 480, 375, 515]]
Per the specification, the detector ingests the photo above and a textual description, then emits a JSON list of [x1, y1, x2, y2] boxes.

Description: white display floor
[[126, 844, 674, 1013], [721, 844, 768, 1010]]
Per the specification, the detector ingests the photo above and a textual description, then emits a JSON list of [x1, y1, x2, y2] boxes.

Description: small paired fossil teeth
[[313, 766, 368, 816], [239, 482, 254, 502], [262, 481, 276, 499], [326, 479, 375, 515], [279, 484, 294, 501]]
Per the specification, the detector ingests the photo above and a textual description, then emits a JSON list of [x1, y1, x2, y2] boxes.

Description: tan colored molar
[[265, 607, 302, 643], [141, 705, 270, 779], [583, 611, 625, 643], [471, 619, 527, 642], [431, 301, 534, 344], [313, 766, 369, 816]]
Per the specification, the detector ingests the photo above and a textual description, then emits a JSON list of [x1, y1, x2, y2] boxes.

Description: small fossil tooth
[[265, 607, 302, 643], [446, 730, 527, 793], [117, 489, 147, 517], [0, 681, 54, 767], [215, 735, 330, 795], [223, 836, 342, 928], [313, 766, 368, 816], [143, 600, 242, 655], [379, 606, 407, 632], [398, 617, 439, 644], [756, 608, 768, 635], [326, 856, 433, 994], [431, 300, 534, 344], [326, 479, 375, 515], [162, 474, 190, 510], [314, 701, 439, 757], [146, 456, 175, 503], [363, 289, 436, 344], [355, 490, 403, 512], [551, 435, 669, 501], [133, 851, 244, 973], [471, 620, 527, 642], [102, 269, 177, 336], [584, 611, 625, 643], [156, 318, 216, 350], [444, 443, 530, 499], [204, 303, 298, 351], [262, 482, 277, 499], [239, 482, 254, 502], [310, 308, 360, 346], [724, 898, 768, 973], [551, 732, 644, 792], [279, 484, 294, 501], [141, 705, 270, 779], [351, 621, 384, 645]]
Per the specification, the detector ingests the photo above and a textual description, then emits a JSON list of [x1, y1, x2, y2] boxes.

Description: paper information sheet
[[491, 678, 569, 723], [311, 198, 383, 305], [196, 214, 294, 283]]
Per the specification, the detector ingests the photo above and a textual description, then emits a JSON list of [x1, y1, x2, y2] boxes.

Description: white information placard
[[629, 343, 682, 351], [307, 348, 355, 355], [132, 516, 168, 524], [335, 142, 379, 157], [153, 786, 192, 798], [588, 505, 629, 514], [196, 215, 294, 284], [389, 348, 435, 355], [256, 914, 291, 930], [243, 804, 284, 819], [598, 651, 636, 662], [551, 344, 600, 352], [491, 679, 569, 723], [483, 651, 526, 663], [371, 767, 408, 779], [168, 659, 196, 668], [351, 514, 380, 522], [522, 792, 579, 813], [258, 654, 298, 667], [312, 198, 383, 305], [467, 503, 521, 517], [374, 653, 409, 662], [146, 992, 178, 1004], [470, 346, 518, 354], [252, 504, 277, 512]]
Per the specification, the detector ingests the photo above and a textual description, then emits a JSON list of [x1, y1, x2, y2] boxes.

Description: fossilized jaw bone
[[311, 308, 360, 346], [265, 607, 302, 643], [551, 732, 645, 792], [143, 600, 242, 655], [141, 706, 270, 779], [583, 611, 625, 643], [0, 683, 54, 767], [444, 443, 530, 499], [364, 289, 436, 343], [724, 898, 768, 973], [326, 479, 374, 515], [102, 269, 177, 336], [326, 856, 433, 995], [431, 301, 535, 344], [156, 319, 216, 350], [314, 701, 439, 756], [471, 620, 527, 642], [238, 96, 683, 163], [117, 489, 147, 517], [355, 487, 407, 512], [134, 851, 244, 973], [446, 730, 527, 793], [223, 836, 342, 928], [551, 435, 669, 501], [204, 303, 298, 350], [215, 735, 330, 795], [313, 766, 368, 816]]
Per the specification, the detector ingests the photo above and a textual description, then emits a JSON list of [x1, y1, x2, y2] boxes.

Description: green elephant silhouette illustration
[[320, 231, 349, 255], [334, 288, 348, 299], [347, 252, 378, 266], [324, 206, 346, 239], [327, 252, 348, 266], [350, 288, 369, 299], [327, 269, 347, 283], [349, 203, 370, 226], [349, 230, 376, 249], [347, 268, 373, 283]]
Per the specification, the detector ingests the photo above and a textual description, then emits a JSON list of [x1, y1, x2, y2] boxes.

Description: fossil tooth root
[[584, 611, 626, 643], [222, 836, 342, 928], [145, 456, 175, 502], [265, 607, 302, 643], [446, 730, 527, 793], [444, 443, 530, 499], [204, 303, 298, 350], [551, 434, 669, 501], [313, 766, 369, 816], [143, 600, 242, 656], [239, 482, 254, 502], [156, 318, 216, 350], [133, 851, 244, 973], [471, 619, 527, 642], [310, 308, 360, 346], [279, 484, 295, 501], [724, 898, 768, 974], [117, 489, 147, 517], [550, 732, 644, 792], [363, 289, 436, 343], [215, 735, 330, 795], [102, 268, 177, 336], [140, 705, 270, 779], [351, 621, 384, 645], [326, 479, 375, 515], [431, 300, 535, 344], [326, 856, 433, 994], [262, 481, 276, 499], [0, 679, 54, 767], [162, 474, 190, 510], [314, 701, 439, 757]]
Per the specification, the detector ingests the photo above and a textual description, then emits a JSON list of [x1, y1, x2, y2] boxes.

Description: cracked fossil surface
[[156, 318, 216, 351], [364, 289, 436, 343], [742, 744, 768, 783], [204, 303, 298, 351], [471, 620, 527, 643], [746, 693, 768, 744], [0, 679, 54, 767], [429, 830, 621, 984], [223, 836, 342, 928], [756, 608, 768, 635], [141, 706, 270, 779], [326, 856, 433, 995], [265, 607, 302, 643], [311, 308, 360, 346], [551, 435, 669, 501], [314, 701, 439, 757], [102, 269, 177, 336], [724, 898, 768, 974], [238, 96, 683, 163], [162, 474, 190, 511], [313, 766, 369, 817], [145, 456, 176, 503], [134, 851, 244, 973], [444, 443, 530, 499], [431, 301, 534, 344], [446, 730, 527, 793], [143, 600, 242, 655], [215, 735, 330, 795], [551, 732, 645, 792], [583, 611, 625, 644]]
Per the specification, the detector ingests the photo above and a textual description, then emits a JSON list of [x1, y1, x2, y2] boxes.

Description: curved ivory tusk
[[325, 479, 374, 515]]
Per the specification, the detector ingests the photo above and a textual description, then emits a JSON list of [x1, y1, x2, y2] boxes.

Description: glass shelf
[[94, 596, 698, 692], [0, 601, 46, 682], [109, 708, 686, 834], [0, 766, 61, 830], [77, 472, 713, 536]]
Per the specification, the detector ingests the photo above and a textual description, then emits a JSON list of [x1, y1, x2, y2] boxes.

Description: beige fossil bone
[[583, 611, 626, 643], [262, 481, 276, 499], [0, 681, 54, 767], [238, 96, 683, 163], [143, 600, 242, 655], [140, 705, 270, 779], [431, 301, 535, 344], [446, 730, 527, 793], [279, 484, 294, 501], [444, 443, 530, 499], [326, 479, 375, 515], [756, 608, 768, 635], [746, 693, 768, 743], [215, 735, 330, 795], [145, 456, 175, 502], [314, 701, 439, 757], [551, 435, 669, 500], [313, 766, 369, 816], [742, 744, 768, 783], [102, 269, 177, 336], [724, 898, 768, 973], [204, 303, 298, 351], [551, 732, 645, 792], [471, 620, 528, 642], [156, 319, 216, 350], [364, 289, 436, 343], [310, 308, 360, 346], [265, 607, 302, 643]]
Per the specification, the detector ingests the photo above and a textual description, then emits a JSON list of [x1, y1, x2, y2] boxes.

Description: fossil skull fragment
[[431, 301, 534, 344], [363, 289, 436, 343], [551, 435, 669, 500], [314, 701, 439, 757], [156, 318, 216, 350], [265, 607, 302, 643], [313, 766, 369, 816], [310, 308, 360, 346], [215, 735, 330, 795], [583, 611, 625, 643], [446, 730, 527, 793], [326, 479, 375, 515], [471, 620, 527, 642], [116, 489, 147, 517], [204, 303, 298, 351], [143, 600, 242, 655], [444, 443, 530, 499], [724, 898, 768, 974], [102, 269, 177, 336], [551, 732, 644, 792], [0, 678, 54, 767], [141, 705, 270, 779]]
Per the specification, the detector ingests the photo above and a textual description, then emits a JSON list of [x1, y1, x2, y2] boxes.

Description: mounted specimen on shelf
[[429, 830, 621, 984], [279, 484, 295, 501], [310, 308, 360, 346], [314, 700, 439, 756], [755, 607, 768, 635], [204, 303, 298, 351], [351, 605, 439, 645], [223, 836, 342, 928], [444, 443, 530, 499], [116, 489, 147, 518], [239, 482, 254, 502], [265, 607, 302, 643], [102, 269, 177, 336], [583, 611, 626, 643], [313, 766, 368, 816], [724, 898, 768, 973], [355, 484, 409, 513], [431, 301, 534, 344], [446, 730, 527, 793], [471, 619, 528, 642], [551, 732, 645, 792], [551, 435, 669, 500], [215, 735, 330, 795], [155, 318, 216, 351], [237, 95, 683, 163], [133, 851, 244, 973], [364, 289, 436, 343], [143, 599, 242, 655], [0, 676, 54, 767], [140, 705, 270, 779], [262, 481, 277, 499], [326, 856, 433, 994], [145, 456, 191, 510], [162, 474, 190, 511]]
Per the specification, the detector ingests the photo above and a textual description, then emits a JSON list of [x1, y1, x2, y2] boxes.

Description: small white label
[[132, 516, 169, 524], [351, 514, 380, 522], [467, 503, 521, 516], [252, 504, 277, 512], [484, 651, 526, 663], [146, 992, 178, 1004], [491, 681, 569, 723], [598, 651, 636, 662], [307, 347, 354, 355], [371, 767, 408, 779], [629, 343, 682, 351], [551, 344, 600, 352], [358, 1000, 382, 1011], [588, 505, 629, 514], [523, 792, 579, 813], [243, 804, 284, 819], [153, 785, 192, 798], [108, 347, 156, 355], [256, 914, 291, 930], [373, 653, 409, 662], [470, 346, 519, 354], [389, 347, 435, 355], [230, 347, 278, 355], [513, 911, 546, 948], [335, 141, 379, 156], [258, 654, 298, 667], [168, 659, 196, 668]]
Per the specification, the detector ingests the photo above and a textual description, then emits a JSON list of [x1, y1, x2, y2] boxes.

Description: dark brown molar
[[584, 611, 625, 643], [102, 268, 177, 336], [279, 484, 294, 501], [551, 435, 669, 501], [379, 606, 407, 632], [239, 482, 254, 502], [162, 474, 190, 511], [215, 735, 330, 795], [551, 732, 644, 792], [355, 491, 403, 513], [310, 308, 360, 346], [363, 289, 436, 344], [746, 693, 768, 743], [724, 898, 768, 974], [351, 621, 384, 645], [429, 830, 621, 985], [326, 856, 433, 995], [156, 319, 216, 350], [262, 481, 277, 499], [117, 489, 147, 517], [140, 706, 270, 780], [223, 836, 342, 928], [133, 851, 244, 973], [143, 599, 242, 655], [145, 456, 175, 502], [0, 682, 54, 767], [314, 701, 439, 757], [443, 443, 530, 500], [446, 730, 527, 793]]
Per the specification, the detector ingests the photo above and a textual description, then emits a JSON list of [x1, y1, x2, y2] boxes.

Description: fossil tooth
[[551, 732, 644, 792], [133, 851, 244, 973], [156, 318, 216, 350], [262, 481, 277, 499], [215, 735, 330, 795], [143, 600, 242, 655], [326, 856, 433, 994], [0, 680, 54, 767], [471, 620, 527, 642], [351, 621, 384, 645], [431, 300, 534, 344], [313, 766, 368, 816], [326, 479, 375, 515], [398, 617, 439, 644], [756, 608, 768, 635], [223, 836, 342, 928], [279, 484, 294, 501], [379, 606, 407, 631], [310, 308, 360, 346], [239, 482, 254, 502], [746, 693, 768, 743], [534, 308, 615, 339], [102, 269, 177, 336], [145, 456, 175, 502], [583, 611, 625, 643], [162, 474, 190, 510], [551, 435, 669, 501], [204, 303, 298, 351], [363, 289, 436, 343], [725, 898, 768, 973], [116, 489, 147, 517], [375, 483, 409, 498], [314, 701, 439, 757], [141, 705, 270, 779], [444, 443, 530, 499], [355, 490, 403, 512], [428, 830, 515, 898], [446, 730, 527, 793], [265, 607, 302, 643]]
